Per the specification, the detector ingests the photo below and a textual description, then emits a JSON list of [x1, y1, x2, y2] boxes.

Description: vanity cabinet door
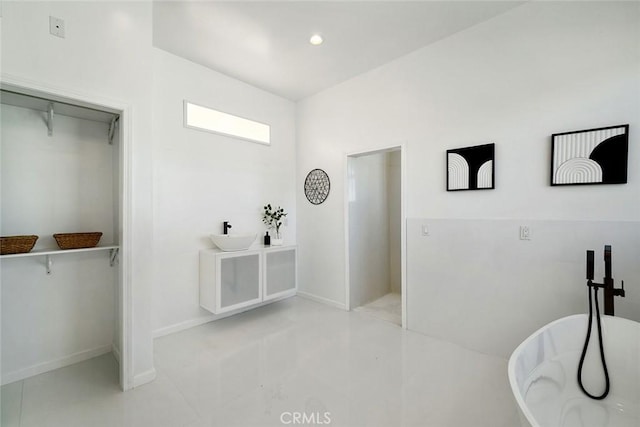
[[217, 252, 262, 313], [263, 247, 297, 301]]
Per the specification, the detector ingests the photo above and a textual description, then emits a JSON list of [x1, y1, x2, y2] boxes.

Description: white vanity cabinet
[[199, 245, 296, 314]]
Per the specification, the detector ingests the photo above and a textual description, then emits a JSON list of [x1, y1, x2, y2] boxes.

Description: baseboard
[[153, 315, 217, 338], [1, 344, 113, 386], [296, 291, 347, 310], [112, 343, 121, 364], [133, 368, 157, 388], [153, 294, 298, 339]]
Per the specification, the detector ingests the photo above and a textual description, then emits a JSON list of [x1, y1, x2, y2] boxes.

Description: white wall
[[388, 151, 401, 294], [1, 1, 156, 385], [151, 48, 296, 335], [407, 219, 640, 358], [348, 152, 390, 308], [1, 105, 117, 383], [297, 1, 640, 357]]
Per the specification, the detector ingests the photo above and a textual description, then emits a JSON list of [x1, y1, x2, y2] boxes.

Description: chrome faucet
[[223, 221, 232, 235], [586, 245, 625, 316]]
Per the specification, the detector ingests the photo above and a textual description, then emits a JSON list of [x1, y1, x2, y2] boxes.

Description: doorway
[[346, 145, 405, 327]]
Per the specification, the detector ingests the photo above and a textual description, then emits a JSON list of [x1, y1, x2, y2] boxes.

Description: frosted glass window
[[184, 101, 270, 145]]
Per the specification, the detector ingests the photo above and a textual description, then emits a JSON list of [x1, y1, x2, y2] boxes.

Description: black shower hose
[[577, 285, 610, 400]]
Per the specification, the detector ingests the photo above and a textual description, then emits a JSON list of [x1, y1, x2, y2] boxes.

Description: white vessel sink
[[210, 233, 257, 252]]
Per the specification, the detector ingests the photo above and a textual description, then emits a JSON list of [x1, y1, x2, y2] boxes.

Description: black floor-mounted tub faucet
[[578, 245, 627, 400]]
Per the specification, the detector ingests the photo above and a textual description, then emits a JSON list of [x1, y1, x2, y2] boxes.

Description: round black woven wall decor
[[304, 169, 330, 205]]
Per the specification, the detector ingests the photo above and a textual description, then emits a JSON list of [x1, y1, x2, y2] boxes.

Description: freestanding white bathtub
[[508, 314, 639, 427]]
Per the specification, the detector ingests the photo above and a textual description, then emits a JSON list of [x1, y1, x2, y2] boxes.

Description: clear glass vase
[[272, 229, 283, 245]]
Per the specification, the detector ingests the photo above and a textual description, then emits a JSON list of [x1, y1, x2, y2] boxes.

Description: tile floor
[[354, 293, 402, 326], [1, 297, 519, 427]]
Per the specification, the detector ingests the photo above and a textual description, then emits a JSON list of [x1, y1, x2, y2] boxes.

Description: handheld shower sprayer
[[578, 245, 626, 400], [586, 250, 594, 281]]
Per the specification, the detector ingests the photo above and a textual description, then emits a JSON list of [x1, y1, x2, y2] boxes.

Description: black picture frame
[[550, 124, 629, 186], [446, 143, 495, 191]]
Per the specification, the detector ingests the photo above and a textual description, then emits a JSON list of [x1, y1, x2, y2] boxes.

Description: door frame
[[344, 143, 407, 328], [1, 74, 134, 390]]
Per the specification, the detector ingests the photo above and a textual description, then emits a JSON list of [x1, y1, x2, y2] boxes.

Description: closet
[[0, 88, 123, 386]]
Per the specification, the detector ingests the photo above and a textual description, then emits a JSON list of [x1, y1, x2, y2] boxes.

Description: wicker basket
[[53, 232, 103, 250], [0, 235, 39, 255]]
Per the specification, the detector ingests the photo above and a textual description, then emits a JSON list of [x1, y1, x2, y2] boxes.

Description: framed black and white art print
[[447, 143, 495, 191], [551, 124, 629, 186]]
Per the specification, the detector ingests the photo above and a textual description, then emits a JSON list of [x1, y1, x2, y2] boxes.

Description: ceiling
[[153, 1, 523, 101]]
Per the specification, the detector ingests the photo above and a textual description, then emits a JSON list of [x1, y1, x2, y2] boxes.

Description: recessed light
[[309, 34, 323, 46]]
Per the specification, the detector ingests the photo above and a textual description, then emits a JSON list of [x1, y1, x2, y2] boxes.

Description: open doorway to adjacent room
[[346, 145, 405, 327]]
